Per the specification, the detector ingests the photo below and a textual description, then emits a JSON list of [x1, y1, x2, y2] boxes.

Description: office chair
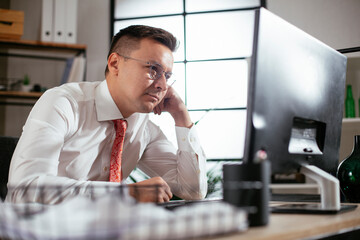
[[0, 136, 19, 201]]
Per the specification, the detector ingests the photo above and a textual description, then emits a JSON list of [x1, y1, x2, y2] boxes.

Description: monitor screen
[[243, 8, 347, 177]]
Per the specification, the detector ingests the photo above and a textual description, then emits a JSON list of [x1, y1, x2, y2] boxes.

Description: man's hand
[[128, 176, 173, 202], [153, 86, 193, 128]]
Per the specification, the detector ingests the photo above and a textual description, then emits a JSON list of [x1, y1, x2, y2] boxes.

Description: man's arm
[[7, 89, 120, 203], [134, 86, 208, 200]]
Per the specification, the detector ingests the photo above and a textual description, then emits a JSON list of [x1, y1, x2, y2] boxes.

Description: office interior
[[2, 0, 360, 188], [1, 0, 360, 239]]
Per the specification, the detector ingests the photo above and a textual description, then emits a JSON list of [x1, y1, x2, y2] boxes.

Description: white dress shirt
[[7, 80, 207, 203]]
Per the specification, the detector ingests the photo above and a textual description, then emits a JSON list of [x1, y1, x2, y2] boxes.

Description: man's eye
[[148, 65, 159, 79], [149, 65, 158, 73], [165, 72, 172, 80]]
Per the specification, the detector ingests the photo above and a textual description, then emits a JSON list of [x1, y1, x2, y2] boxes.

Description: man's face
[[112, 38, 174, 117]]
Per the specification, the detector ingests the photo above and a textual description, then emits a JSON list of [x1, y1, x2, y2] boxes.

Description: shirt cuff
[[175, 124, 202, 154]]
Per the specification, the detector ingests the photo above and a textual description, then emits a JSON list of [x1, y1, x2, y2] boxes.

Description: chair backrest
[[0, 136, 19, 201]]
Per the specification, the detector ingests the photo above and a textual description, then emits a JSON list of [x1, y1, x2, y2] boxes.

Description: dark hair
[[105, 25, 178, 75]]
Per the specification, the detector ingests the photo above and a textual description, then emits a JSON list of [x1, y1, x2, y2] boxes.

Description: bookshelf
[[0, 39, 86, 105], [0, 91, 42, 99], [0, 39, 86, 54], [339, 47, 360, 161]]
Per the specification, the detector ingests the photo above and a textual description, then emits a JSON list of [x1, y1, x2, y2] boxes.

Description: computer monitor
[[243, 8, 349, 212]]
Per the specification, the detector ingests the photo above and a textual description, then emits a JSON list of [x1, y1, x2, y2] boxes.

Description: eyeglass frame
[[115, 53, 173, 83]]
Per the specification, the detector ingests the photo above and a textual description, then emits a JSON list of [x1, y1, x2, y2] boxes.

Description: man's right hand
[[128, 176, 173, 202]]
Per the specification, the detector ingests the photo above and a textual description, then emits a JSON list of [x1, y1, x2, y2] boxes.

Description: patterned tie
[[109, 119, 127, 182]]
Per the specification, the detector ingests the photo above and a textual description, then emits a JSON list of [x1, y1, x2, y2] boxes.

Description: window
[[111, 0, 263, 160]]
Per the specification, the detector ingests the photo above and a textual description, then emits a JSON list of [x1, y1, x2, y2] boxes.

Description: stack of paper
[[0, 194, 248, 240]]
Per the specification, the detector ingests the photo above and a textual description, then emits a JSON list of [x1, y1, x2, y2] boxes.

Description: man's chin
[[138, 103, 157, 113]]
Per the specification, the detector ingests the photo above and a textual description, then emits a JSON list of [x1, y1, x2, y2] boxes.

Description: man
[[7, 25, 207, 204]]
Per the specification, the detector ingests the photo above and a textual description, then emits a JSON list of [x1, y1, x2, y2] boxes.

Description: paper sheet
[[0, 194, 248, 240]]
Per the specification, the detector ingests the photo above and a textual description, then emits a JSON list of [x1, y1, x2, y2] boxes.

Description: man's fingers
[[157, 192, 168, 203], [165, 185, 173, 200], [160, 188, 172, 202], [153, 104, 162, 115], [154, 185, 171, 203], [159, 179, 172, 200], [129, 177, 173, 202]]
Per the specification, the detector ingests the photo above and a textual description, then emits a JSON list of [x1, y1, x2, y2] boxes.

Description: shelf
[[342, 118, 360, 123], [0, 39, 85, 109], [0, 38, 87, 62], [0, 39, 86, 53], [0, 91, 42, 106], [0, 38, 87, 86], [0, 91, 42, 99]]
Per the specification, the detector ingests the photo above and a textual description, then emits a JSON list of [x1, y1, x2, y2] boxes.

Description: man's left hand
[[153, 86, 193, 128]]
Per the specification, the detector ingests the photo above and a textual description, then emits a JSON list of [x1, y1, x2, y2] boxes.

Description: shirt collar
[[95, 80, 124, 121]]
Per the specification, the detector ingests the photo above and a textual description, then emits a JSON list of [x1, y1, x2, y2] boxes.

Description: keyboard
[[157, 198, 222, 210]]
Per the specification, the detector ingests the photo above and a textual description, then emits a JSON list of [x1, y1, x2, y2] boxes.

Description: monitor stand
[[271, 164, 357, 214]]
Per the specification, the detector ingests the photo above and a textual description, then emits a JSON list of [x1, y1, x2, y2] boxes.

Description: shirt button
[[181, 137, 186, 142], [197, 169, 200, 174], [103, 166, 108, 172]]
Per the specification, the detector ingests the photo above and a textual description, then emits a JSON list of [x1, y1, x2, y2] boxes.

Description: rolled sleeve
[[175, 125, 208, 199]]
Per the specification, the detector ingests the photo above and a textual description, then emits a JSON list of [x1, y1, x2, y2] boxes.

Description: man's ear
[[107, 53, 120, 75]]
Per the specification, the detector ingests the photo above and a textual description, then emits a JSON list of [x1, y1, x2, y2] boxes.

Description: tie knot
[[112, 119, 127, 134]]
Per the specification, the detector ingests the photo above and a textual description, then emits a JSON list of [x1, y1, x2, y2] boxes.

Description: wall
[[77, 0, 110, 82], [1, 0, 110, 137], [267, 0, 360, 50]]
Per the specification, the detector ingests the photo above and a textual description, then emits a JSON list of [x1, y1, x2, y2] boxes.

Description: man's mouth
[[146, 93, 160, 102]]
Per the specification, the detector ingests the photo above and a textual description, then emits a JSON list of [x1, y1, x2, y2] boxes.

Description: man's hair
[[105, 25, 178, 76]]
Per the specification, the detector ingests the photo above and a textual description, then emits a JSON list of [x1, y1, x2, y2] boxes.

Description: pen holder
[[223, 161, 270, 226]]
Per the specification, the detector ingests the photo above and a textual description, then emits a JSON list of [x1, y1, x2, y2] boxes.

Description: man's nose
[[154, 74, 168, 91]]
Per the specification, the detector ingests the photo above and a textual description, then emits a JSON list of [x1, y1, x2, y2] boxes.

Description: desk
[[207, 202, 360, 240]]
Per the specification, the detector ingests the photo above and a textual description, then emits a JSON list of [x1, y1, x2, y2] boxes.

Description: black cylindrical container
[[223, 161, 270, 226], [337, 135, 360, 202]]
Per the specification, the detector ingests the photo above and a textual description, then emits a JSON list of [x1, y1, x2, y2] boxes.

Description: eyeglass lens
[[149, 65, 172, 81]]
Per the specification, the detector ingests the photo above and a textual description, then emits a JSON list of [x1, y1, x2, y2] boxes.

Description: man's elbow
[[175, 180, 208, 200]]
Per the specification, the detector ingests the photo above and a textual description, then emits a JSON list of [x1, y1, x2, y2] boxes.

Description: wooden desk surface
[[207, 202, 360, 240]]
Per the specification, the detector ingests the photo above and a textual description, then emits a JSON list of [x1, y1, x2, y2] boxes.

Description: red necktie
[[109, 119, 127, 182]]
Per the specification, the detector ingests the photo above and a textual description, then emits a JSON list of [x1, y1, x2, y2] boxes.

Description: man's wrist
[[172, 111, 193, 128], [175, 121, 193, 128]]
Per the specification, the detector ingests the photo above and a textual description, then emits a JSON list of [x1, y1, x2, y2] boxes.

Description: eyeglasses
[[116, 53, 174, 85]]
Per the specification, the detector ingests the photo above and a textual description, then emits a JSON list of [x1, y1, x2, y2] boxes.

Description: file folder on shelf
[[53, 0, 66, 43], [67, 56, 85, 83], [40, 0, 53, 42], [41, 0, 78, 44], [65, 0, 78, 44]]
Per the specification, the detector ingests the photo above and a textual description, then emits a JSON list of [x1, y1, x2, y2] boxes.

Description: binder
[[40, 0, 54, 42], [65, 0, 78, 44], [41, 0, 78, 44], [67, 56, 86, 83], [53, 0, 65, 43], [60, 57, 74, 84]]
